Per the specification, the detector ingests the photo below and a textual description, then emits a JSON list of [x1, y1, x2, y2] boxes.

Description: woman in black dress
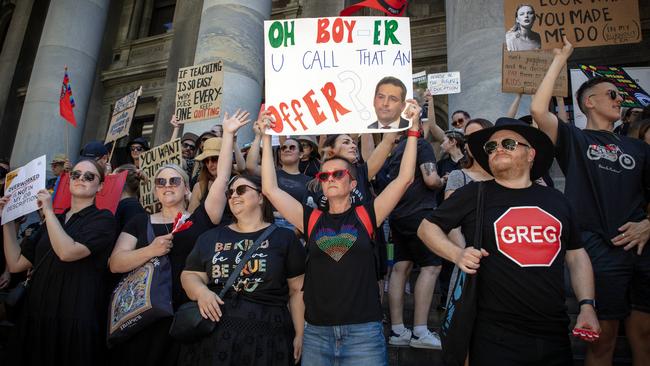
[[107, 110, 251, 366], [1, 159, 117, 365], [179, 173, 306, 366]]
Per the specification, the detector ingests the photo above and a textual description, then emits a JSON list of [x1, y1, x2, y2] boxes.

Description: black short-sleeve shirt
[[185, 225, 306, 306], [425, 181, 582, 335], [555, 121, 650, 239], [121, 204, 216, 308], [302, 202, 382, 326], [277, 169, 311, 204]]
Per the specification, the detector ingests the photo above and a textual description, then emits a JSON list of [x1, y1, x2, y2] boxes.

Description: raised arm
[[205, 109, 251, 224], [360, 133, 375, 163], [233, 139, 246, 173], [555, 96, 569, 122], [506, 93, 523, 119], [423, 92, 445, 158], [169, 115, 180, 142], [259, 112, 304, 232], [1, 196, 32, 272], [373, 100, 420, 224], [365, 132, 397, 179], [245, 122, 263, 176], [531, 37, 574, 144]]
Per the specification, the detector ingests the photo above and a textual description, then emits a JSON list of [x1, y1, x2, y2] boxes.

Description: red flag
[[340, 0, 408, 16], [59, 66, 77, 127], [52, 171, 128, 215]]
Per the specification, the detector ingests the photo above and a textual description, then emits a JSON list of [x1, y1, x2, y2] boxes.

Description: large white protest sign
[[139, 139, 182, 214], [427, 72, 461, 95], [2, 155, 46, 225], [105, 87, 142, 144], [264, 17, 413, 135]]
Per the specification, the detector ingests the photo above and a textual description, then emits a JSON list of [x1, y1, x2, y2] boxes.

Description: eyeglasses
[[204, 156, 219, 163], [225, 184, 259, 199], [588, 90, 620, 101], [182, 143, 196, 150], [280, 144, 298, 152], [70, 170, 98, 182], [315, 169, 351, 182], [483, 138, 531, 155], [154, 176, 183, 188], [452, 118, 466, 127], [130, 146, 144, 152]]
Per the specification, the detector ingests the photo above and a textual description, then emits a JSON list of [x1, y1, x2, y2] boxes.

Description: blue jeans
[[301, 321, 387, 366]]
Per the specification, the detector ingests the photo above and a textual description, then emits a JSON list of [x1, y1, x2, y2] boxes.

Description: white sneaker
[[409, 330, 442, 350], [388, 328, 412, 346]]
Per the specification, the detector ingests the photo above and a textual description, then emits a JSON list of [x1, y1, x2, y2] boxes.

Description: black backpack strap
[[146, 216, 156, 244], [473, 182, 486, 250]]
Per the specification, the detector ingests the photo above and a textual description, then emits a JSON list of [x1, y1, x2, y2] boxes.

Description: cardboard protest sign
[[175, 61, 224, 123], [52, 171, 128, 215], [2, 155, 46, 225], [579, 65, 650, 108], [503, 0, 641, 50], [264, 17, 413, 134], [427, 72, 461, 95], [105, 87, 142, 144], [502, 46, 568, 96], [412, 71, 427, 104], [139, 139, 182, 213]]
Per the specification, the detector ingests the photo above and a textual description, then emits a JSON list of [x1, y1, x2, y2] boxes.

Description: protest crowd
[[0, 4, 649, 366]]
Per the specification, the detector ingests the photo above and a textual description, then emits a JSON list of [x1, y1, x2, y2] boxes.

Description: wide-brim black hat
[[466, 117, 554, 180]]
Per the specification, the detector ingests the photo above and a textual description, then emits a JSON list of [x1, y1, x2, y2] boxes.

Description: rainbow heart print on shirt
[[314, 225, 358, 262]]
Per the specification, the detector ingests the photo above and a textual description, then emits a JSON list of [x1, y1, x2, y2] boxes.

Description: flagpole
[[108, 140, 116, 166], [65, 123, 69, 158]]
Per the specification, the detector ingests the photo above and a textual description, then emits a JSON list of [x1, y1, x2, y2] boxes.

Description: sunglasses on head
[[70, 170, 98, 182], [130, 146, 144, 152], [280, 144, 298, 152], [589, 90, 620, 101], [154, 176, 183, 188], [483, 138, 531, 155], [315, 169, 351, 182], [182, 143, 196, 150], [225, 184, 259, 199]]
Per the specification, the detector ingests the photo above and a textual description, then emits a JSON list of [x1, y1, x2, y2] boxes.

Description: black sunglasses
[[315, 169, 351, 182], [154, 176, 183, 188], [182, 143, 196, 150], [130, 146, 144, 152], [280, 144, 298, 152], [589, 90, 620, 101], [70, 170, 98, 182], [483, 138, 531, 155], [204, 156, 219, 163], [226, 184, 259, 199]]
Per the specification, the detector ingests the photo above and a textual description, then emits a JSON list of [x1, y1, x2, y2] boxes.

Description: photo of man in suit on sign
[[367, 76, 411, 131]]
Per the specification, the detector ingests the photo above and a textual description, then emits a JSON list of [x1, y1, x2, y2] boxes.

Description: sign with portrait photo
[[503, 0, 641, 50], [264, 17, 413, 135]]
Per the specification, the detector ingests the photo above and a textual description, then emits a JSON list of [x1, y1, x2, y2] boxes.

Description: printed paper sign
[[579, 65, 650, 108], [503, 0, 641, 50], [412, 71, 427, 104], [105, 87, 142, 144], [175, 61, 224, 123], [139, 139, 182, 214], [2, 155, 46, 225], [52, 171, 128, 215], [427, 72, 461, 95], [502, 47, 568, 96], [264, 17, 413, 134]]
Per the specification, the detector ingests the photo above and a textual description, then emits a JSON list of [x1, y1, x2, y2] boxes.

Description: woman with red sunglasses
[[261, 100, 421, 365], [107, 110, 251, 366], [1, 159, 116, 364]]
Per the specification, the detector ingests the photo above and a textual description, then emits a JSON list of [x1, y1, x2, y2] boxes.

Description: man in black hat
[[81, 140, 111, 173], [531, 39, 650, 366], [126, 137, 150, 168], [417, 118, 600, 365]]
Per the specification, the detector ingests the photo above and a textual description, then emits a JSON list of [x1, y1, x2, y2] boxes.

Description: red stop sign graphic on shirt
[[493, 207, 562, 267]]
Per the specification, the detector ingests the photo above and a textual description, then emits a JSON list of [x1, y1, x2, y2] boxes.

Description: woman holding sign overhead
[[505, 4, 542, 51], [1, 158, 116, 365], [107, 110, 251, 366]]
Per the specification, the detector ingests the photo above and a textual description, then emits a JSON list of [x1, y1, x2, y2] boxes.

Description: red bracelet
[[407, 130, 421, 138]]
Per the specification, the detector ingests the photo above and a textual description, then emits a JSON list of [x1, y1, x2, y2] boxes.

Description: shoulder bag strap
[[473, 182, 486, 250], [218, 224, 277, 298]]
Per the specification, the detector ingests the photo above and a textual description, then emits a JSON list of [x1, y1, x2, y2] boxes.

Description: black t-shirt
[[425, 180, 582, 336], [300, 158, 320, 178], [115, 197, 146, 232], [555, 121, 650, 239], [436, 155, 461, 205], [387, 137, 438, 218], [302, 202, 382, 326], [121, 204, 216, 308], [185, 225, 306, 306], [277, 169, 311, 204]]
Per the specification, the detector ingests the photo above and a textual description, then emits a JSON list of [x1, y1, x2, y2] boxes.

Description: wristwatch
[[579, 299, 597, 310]]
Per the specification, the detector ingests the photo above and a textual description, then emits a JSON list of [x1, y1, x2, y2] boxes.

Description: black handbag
[[169, 224, 277, 342], [4, 247, 52, 307], [441, 182, 486, 366], [107, 218, 174, 347]]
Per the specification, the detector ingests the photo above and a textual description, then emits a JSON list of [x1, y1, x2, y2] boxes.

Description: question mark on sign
[[338, 70, 372, 122]]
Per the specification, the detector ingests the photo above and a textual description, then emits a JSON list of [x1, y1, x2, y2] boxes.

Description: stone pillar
[[445, 0, 530, 125], [151, 0, 204, 145], [0, 0, 35, 131], [10, 0, 110, 166], [182, 0, 271, 145]]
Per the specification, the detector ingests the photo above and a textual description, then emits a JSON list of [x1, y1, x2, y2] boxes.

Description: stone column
[[151, 0, 204, 145], [0, 0, 35, 131], [183, 0, 271, 145], [445, 0, 530, 125], [10, 0, 110, 166]]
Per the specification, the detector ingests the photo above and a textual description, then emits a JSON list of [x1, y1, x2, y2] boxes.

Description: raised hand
[[170, 114, 180, 128], [36, 189, 53, 214], [553, 36, 574, 60], [404, 99, 422, 130], [256, 110, 276, 134], [222, 109, 251, 135]]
